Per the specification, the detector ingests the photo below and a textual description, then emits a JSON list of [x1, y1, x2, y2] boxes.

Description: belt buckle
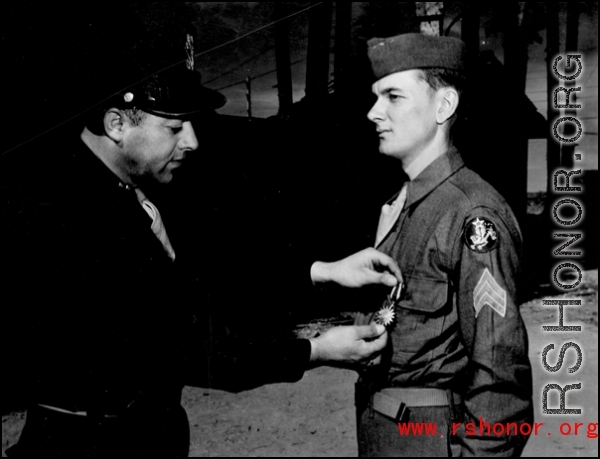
[[395, 402, 410, 423]]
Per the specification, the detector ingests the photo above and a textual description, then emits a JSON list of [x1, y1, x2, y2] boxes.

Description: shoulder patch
[[473, 268, 507, 317], [463, 217, 499, 253]]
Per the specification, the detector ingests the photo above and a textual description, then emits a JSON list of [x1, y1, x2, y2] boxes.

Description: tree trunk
[[274, 3, 293, 118], [306, 2, 333, 103]]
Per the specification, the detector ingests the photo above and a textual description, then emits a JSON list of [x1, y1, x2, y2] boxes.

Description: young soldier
[[355, 33, 533, 457]]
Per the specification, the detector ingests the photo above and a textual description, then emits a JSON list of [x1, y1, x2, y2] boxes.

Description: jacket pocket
[[391, 276, 452, 355], [398, 276, 449, 314]]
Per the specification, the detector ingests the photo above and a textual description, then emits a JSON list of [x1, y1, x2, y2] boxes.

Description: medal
[[375, 281, 403, 327]]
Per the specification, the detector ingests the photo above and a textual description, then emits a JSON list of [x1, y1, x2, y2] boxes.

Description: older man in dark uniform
[[354, 33, 533, 457], [6, 26, 402, 457]]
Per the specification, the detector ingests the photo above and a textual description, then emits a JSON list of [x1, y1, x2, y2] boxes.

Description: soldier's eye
[[169, 126, 183, 134]]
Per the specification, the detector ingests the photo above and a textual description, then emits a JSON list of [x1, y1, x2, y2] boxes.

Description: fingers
[[354, 323, 386, 339], [368, 249, 403, 284], [358, 330, 387, 361], [312, 248, 402, 288], [377, 273, 399, 287], [309, 325, 388, 365], [355, 324, 387, 363]]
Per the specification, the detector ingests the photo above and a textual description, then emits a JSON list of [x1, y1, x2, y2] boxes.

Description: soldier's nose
[[367, 99, 384, 123]]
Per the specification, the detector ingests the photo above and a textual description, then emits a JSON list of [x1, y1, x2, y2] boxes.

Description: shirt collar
[[404, 146, 465, 209], [404, 146, 446, 181]]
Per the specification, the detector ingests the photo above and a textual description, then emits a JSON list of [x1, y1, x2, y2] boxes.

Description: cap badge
[[123, 92, 134, 103], [185, 33, 194, 71]]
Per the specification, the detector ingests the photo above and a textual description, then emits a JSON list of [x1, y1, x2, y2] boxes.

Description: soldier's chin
[[379, 145, 399, 158], [378, 143, 408, 161]]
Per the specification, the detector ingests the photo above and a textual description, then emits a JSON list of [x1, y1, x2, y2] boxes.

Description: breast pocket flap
[[398, 277, 449, 314]]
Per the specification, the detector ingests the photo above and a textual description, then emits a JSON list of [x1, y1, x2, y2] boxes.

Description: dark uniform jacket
[[358, 147, 533, 456], [14, 136, 310, 416]]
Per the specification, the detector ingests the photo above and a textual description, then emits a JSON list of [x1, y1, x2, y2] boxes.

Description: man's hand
[[309, 324, 387, 365], [310, 248, 402, 288]]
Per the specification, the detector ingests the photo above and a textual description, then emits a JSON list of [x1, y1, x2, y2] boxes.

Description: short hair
[[416, 68, 466, 133], [85, 106, 147, 135], [416, 68, 465, 99], [122, 107, 147, 126]]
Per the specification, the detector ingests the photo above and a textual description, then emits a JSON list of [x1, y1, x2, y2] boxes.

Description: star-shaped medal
[[374, 282, 402, 328]]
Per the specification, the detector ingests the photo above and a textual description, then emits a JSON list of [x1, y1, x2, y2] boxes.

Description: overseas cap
[[368, 33, 466, 81], [108, 31, 226, 118]]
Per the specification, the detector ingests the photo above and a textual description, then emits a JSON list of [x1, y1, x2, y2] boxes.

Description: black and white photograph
[[2, 2, 598, 457]]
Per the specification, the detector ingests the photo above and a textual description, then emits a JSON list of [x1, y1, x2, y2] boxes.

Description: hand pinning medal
[[375, 282, 403, 327]]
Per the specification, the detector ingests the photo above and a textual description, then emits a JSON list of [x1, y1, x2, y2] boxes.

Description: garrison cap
[[368, 33, 466, 81]]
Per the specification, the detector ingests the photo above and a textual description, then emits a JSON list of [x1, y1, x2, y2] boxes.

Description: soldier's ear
[[104, 108, 127, 144], [436, 88, 459, 125]]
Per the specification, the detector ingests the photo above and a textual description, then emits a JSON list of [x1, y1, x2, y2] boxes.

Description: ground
[[3, 271, 597, 457]]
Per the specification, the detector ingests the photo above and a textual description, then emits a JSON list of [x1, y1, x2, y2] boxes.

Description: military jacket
[[364, 147, 533, 456], [10, 135, 310, 414]]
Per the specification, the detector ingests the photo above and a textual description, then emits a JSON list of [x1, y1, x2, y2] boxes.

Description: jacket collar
[[72, 137, 138, 196], [404, 146, 464, 209]]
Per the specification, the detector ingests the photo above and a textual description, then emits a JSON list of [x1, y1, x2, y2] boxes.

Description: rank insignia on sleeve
[[464, 217, 499, 253], [473, 268, 506, 317]]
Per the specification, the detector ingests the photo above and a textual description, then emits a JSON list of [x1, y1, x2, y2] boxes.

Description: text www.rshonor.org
[[396, 419, 598, 438]]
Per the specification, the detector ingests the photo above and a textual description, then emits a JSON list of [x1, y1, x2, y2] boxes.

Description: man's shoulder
[[442, 165, 521, 242], [418, 149, 511, 217], [424, 161, 520, 237], [445, 165, 511, 213], [20, 133, 137, 233]]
